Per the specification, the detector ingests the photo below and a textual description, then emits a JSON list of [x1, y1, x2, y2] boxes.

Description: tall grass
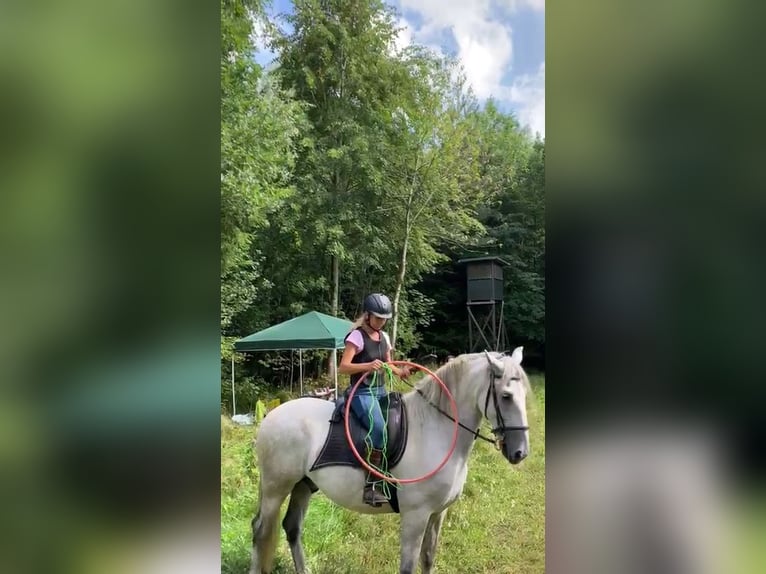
[[222, 375, 545, 573]]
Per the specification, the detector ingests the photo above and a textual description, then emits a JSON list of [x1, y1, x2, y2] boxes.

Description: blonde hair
[[349, 314, 367, 333]]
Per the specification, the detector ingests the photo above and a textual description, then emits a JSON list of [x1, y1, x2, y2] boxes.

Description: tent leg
[[333, 348, 338, 400], [299, 349, 303, 397], [231, 353, 236, 417]]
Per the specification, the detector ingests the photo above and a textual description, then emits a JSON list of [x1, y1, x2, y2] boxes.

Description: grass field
[[221, 375, 545, 574]]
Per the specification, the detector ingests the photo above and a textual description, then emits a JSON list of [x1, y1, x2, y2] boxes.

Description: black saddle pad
[[310, 392, 408, 473]]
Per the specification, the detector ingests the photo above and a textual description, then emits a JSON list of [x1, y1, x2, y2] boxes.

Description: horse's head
[[482, 348, 530, 465]]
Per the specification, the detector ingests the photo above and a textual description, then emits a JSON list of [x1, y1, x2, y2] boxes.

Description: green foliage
[[221, 376, 267, 415], [275, 390, 291, 403], [267, 0, 409, 318], [221, 0, 545, 379], [221, 0, 308, 331], [479, 133, 545, 347], [414, 104, 545, 357]]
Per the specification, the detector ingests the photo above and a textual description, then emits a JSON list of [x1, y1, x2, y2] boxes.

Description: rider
[[339, 293, 411, 507]]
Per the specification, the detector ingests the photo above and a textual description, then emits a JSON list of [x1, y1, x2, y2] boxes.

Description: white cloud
[[389, 16, 445, 60], [392, 17, 414, 54], [508, 62, 545, 137], [249, 12, 269, 53], [399, 0, 512, 99], [452, 20, 513, 99], [395, 0, 544, 135], [401, 0, 491, 31], [498, 0, 545, 12]]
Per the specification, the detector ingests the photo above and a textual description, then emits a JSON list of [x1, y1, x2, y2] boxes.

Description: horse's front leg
[[420, 509, 447, 574], [399, 511, 431, 574]]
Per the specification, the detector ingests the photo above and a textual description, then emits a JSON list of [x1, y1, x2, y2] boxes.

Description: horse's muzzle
[[509, 448, 527, 464], [501, 439, 528, 464]]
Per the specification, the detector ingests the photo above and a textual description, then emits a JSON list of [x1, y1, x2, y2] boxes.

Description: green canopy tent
[[231, 311, 354, 415]]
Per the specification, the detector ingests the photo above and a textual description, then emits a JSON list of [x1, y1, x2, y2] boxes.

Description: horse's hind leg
[[282, 479, 315, 574], [250, 483, 289, 574], [420, 509, 447, 574]]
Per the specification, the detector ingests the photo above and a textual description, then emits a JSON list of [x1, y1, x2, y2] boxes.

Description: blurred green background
[[0, 1, 221, 573]]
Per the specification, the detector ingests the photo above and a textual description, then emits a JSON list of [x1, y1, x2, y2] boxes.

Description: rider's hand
[[369, 359, 384, 370], [399, 366, 411, 379]]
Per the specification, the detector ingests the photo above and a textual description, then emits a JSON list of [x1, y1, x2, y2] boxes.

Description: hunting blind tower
[[458, 256, 509, 353]]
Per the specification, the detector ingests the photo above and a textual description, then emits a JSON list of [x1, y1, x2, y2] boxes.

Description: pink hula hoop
[[343, 360, 459, 485]]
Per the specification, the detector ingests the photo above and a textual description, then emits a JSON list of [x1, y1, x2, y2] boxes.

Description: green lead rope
[[363, 364, 401, 499]]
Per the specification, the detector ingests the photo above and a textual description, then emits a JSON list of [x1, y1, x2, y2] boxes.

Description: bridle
[[483, 371, 530, 450], [404, 365, 529, 450]]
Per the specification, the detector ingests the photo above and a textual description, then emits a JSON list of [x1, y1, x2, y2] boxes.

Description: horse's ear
[[484, 350, 504, 378], [510, 346, 524, 365]]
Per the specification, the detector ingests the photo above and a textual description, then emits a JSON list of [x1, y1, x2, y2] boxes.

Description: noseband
[[484, 372, 529, 450]]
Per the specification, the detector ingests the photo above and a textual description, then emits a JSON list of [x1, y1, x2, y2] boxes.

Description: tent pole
[[231, 353, 236, 416], [290, 350, 293, 395], [333, 348, 338, 400], [299, 349, 303, 396]]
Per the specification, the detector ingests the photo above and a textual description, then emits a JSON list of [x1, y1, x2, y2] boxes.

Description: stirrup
[[363, 483, 387, 507]]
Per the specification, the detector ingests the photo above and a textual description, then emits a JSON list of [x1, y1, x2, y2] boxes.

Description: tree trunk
[[327, 253, 340, 379], [331, 253, 339, 316], [391, 160, 419, 353], [391, 231, 409, 351]]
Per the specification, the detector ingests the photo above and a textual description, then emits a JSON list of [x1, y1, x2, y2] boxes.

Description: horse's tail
[[251, 473, 283, 573], [250, 479, 263, 546], [254, 478, 263, 516]]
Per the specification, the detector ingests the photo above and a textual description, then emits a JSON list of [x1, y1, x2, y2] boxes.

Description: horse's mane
[[403, 353, 532, 424], [404, 355, 474, 422]]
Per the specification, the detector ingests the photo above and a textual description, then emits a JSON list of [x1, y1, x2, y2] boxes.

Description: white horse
[[249, 349, 532, 574]]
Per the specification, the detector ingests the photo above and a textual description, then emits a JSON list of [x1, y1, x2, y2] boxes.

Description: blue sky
[[254, 0, 545, 137]]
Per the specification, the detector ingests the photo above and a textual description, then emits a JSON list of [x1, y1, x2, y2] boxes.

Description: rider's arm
[[385, 347, 410, 379]]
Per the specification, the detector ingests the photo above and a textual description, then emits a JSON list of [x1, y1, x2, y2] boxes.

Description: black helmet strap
[[364, 313, 382, 333]]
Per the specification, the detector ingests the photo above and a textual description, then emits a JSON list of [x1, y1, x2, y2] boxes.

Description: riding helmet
[[363, 293, 393, 319]]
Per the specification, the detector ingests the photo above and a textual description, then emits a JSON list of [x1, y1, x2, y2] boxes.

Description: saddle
[[309, 392, 409, 474]]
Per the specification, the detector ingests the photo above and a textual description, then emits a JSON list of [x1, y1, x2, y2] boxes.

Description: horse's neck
[[450, 384, 484, 465], [404, 370, 484, 465]]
